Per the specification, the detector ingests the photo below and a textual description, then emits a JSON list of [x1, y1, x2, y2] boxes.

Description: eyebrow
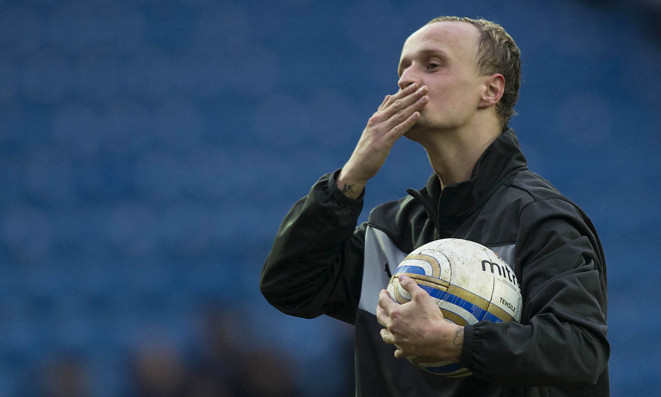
[[398, 48, 449, 75]]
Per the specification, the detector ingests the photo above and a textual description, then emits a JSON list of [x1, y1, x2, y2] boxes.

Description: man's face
[[398, 21, 486, 136]]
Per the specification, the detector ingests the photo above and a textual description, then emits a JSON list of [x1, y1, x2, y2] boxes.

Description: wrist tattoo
[[453, 328, 464, 347], [342, 183, 355, 194]]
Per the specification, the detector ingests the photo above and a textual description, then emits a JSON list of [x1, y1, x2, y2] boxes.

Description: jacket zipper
[[406, 188, 441, 238]]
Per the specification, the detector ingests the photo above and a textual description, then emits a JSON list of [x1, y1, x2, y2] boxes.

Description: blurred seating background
[[0, 0, 659, 395]]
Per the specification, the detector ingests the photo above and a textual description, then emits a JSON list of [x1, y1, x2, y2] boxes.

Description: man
[[260, 16, 609, 396]]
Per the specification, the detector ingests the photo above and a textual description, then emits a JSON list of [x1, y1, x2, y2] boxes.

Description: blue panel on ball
[[393, 265, 427, 276], [418, 284, 503, 323]]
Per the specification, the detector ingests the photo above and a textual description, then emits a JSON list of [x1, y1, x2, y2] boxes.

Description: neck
[[411, 119, 503, 189]]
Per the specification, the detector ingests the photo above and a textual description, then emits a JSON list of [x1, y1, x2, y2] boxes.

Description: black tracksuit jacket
[[261, 129, 609, 396]]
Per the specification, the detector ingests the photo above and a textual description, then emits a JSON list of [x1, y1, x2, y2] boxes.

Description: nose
[[398, 65, 421, 90]]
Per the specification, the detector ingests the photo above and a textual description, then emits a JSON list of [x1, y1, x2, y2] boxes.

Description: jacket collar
[[414, 128, 528, 223]]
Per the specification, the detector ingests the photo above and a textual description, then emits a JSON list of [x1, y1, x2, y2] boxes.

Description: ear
[[479, 73, 505, 109]]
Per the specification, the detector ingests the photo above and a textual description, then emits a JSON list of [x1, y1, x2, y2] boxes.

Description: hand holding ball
[[386, 238, 522, 377]]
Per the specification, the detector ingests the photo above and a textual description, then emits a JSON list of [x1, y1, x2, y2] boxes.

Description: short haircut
[[427, 16, 521, 126]]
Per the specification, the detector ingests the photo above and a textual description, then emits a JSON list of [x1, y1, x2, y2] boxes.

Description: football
[[386, 238, 522, 377]]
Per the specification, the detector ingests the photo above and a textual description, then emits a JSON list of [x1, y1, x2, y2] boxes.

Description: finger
[[390, 83, 419, 101], [383, 85, 427, 116], [378, 289, 398, 315], [367, 88, 426, 131], [383, 94, 428, 136], [376, 301, 388, 327], [378, 95, 391, 111], [394, 348, 406, 359], [380, 328, 394, 345], [384, 110, 421, 141], [382, 83, 421, 110], [398, 274, 427, 301]]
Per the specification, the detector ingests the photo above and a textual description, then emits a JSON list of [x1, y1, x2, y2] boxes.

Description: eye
[[427, 62, 441, 70]]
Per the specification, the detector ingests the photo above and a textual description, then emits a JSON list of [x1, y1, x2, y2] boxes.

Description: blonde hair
[[427, 16, 521, 126]]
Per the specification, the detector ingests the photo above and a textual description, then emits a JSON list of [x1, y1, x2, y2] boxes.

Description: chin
[[405, 116, 435, 140], [404, 124, 427, 143]]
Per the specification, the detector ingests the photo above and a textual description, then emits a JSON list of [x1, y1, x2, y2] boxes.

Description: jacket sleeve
[[260, 170, 366, 324], [460, 198, 609, 387]]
